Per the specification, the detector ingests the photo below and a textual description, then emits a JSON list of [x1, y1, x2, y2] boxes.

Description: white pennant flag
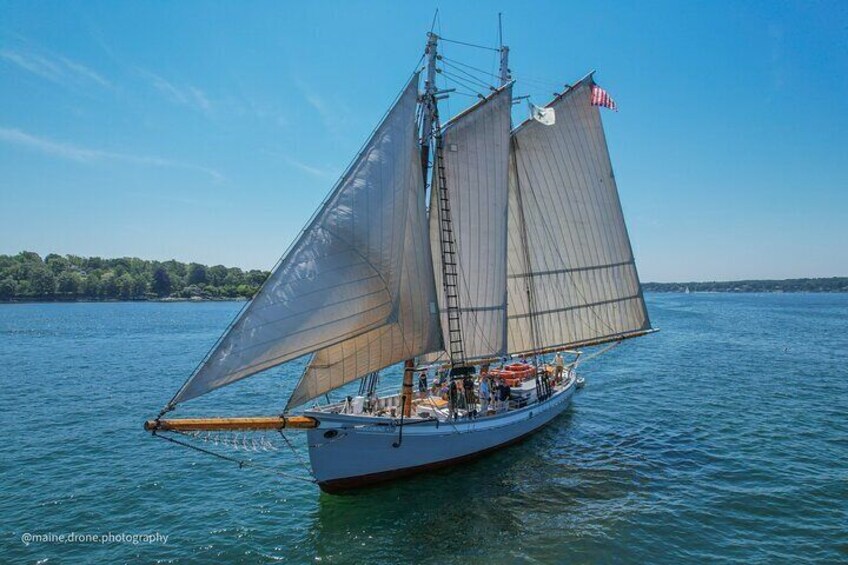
[[529, 102, 555, 126]]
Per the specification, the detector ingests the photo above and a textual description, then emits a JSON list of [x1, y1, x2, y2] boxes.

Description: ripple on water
[[1, 296, 847, 563]]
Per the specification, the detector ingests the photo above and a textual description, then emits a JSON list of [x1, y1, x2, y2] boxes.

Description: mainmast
[[500, 16, 543, 398]]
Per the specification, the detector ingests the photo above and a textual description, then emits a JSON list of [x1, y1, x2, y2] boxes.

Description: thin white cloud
[[0, 126, 223, 181], [139, 69, 212, 113], [282, 155, 337, 179], [293, 78, 350, 136], [188, 86, 211, 112], [0, 48, 111, 89], [303, 91, 333, 126], [239, 90, 288, 128]]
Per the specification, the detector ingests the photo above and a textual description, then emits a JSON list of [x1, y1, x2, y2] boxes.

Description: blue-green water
[[1, 294, 846, 563]]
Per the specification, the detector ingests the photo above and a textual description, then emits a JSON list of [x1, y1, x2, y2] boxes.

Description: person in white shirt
[[553, 352, 564, 382]]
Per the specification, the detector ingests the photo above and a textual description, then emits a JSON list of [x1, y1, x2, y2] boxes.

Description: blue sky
[[1, 1, 845, 282]]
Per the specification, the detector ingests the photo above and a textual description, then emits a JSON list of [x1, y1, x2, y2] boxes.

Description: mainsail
[[170, 75, 423, 405], [506, 77, 651, 354], [426, 84, 513, 363]]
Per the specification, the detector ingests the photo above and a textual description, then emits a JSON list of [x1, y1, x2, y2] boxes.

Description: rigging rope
[[440, 60, 496, 91], [438, 36, 500, 52], [575, 340, 622, 366], [439, 69, 487, 97], [450, 90, 483, 98], [441, 56, 502, 82], [441, 55, 566, 100], [278, 430, 312, 476]]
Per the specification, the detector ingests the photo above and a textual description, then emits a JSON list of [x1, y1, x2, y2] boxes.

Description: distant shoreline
[[0, 296, 249, 304], [2, 288, 847, 305], [2, 252, 846, 301], [642, 277, 848, 293]]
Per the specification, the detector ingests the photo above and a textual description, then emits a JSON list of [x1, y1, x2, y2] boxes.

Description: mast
[[498, 13, 511, 86], [419, 32, 439, 184], [420, 32, 472, 382], [402, 32, 440, 418], [501, 21, 541, 394]]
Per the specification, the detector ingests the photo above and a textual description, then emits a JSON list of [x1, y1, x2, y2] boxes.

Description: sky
[[0, 1, 846, 282]]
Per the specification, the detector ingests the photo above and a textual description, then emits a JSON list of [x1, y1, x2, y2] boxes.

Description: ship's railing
[[310, 364, 576, 418]]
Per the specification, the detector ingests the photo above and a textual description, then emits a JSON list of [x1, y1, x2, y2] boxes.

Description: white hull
[[304, 378, 575, 492]]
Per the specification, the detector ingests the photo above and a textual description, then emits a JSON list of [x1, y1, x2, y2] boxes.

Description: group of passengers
[[477, 373, 512, 414], [414, 351, 567, 417]]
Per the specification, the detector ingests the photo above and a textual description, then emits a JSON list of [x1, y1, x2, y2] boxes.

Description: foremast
[[404, 31, 471, 416]]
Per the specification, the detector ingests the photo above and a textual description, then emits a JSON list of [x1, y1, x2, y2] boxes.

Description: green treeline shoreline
[[0, 252, 270, 302], [1, 252, 846, 303], [642, 278, 848, 293]]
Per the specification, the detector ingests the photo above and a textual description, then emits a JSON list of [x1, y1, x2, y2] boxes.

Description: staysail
[[286, 176, 442, 409], [506, 77, 651, 354], [170, 75, 423, 405], [426, 84, 513, 363]]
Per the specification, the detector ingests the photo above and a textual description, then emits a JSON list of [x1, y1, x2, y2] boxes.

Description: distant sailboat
[[145, 29, 655, 492]]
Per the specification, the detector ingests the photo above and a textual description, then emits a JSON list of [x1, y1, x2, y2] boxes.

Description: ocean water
[[1, 293, 846, 563]]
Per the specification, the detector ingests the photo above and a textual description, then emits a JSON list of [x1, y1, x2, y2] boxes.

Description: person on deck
[[439, 380, 450, 400], [463, 375, 476, 417], [497, 378, 511, 412], [448, 380, 458, 415], [418, 371, 428, 398], [479, 375, 491, 414], [553, 352, 564, 383]]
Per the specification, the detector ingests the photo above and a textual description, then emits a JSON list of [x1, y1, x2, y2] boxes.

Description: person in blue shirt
[[479, 375, 491, 414]]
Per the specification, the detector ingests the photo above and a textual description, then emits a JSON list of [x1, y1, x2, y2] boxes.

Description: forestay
[[507, 78, 651, 354], [171, 75, 423, 405], [426, 84, 513, 363]]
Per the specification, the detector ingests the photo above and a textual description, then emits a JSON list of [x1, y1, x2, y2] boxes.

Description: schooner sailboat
[[145, 30, 654, 493]]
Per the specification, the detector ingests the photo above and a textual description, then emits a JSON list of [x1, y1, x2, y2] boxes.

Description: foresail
[[507, 77, 651, 354], [170, 75, 422, 405], [287, 180, 442, 409], [426, 84, 513, 363]]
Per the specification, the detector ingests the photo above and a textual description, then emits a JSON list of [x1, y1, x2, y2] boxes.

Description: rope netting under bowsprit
[[179, 430, 283, 452], [152, 429, 316, 484]]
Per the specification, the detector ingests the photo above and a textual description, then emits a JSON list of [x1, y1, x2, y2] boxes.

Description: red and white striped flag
[[591, 84, 618, 111]]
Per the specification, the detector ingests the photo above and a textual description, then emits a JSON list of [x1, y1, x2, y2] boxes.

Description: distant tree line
[[0, 251, 271, 301], [643, 278, 848, 293], [2, 251, 844, 301]]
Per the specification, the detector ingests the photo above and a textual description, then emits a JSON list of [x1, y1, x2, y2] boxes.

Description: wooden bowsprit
[[144, 415, 319, 432]]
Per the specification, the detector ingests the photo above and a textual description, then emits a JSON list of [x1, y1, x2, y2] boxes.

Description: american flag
[[591, 84, 617, 111]]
